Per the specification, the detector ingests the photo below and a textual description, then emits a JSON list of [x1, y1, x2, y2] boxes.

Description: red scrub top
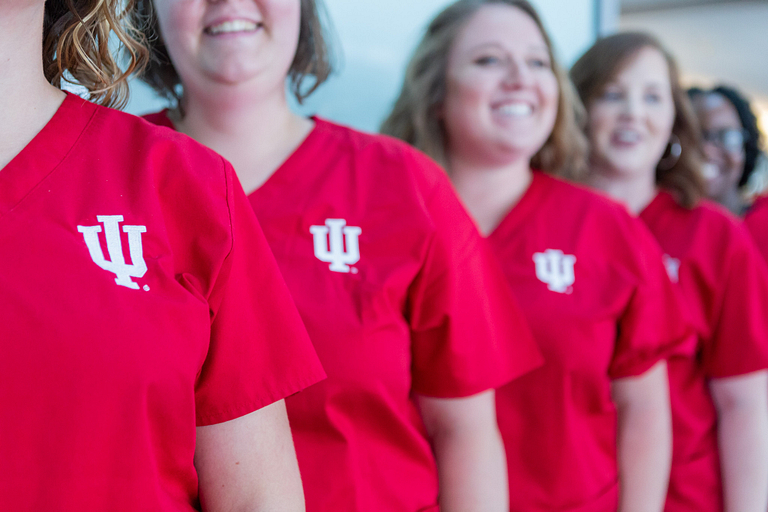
[[641, 190, 768, 512], [1, 94, 325, 512], [745, 195, 768, 262], [146, 113, 544, 511], [488, 172, 690, 512]]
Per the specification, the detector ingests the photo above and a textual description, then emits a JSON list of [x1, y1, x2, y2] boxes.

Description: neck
[[448, 153, 533, 235], [176, 82, 313, 194], [0, 3, 66, 169], [718, 187, 745, 216], [588, 164, 657, 214]]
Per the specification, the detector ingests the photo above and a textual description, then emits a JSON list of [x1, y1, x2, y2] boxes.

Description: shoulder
[[313, 118, 447, 194], [685, 198, 748, 243], [746, 195, 768, 224], [91, 104, 230, 191], [538, 172, 638, 228]]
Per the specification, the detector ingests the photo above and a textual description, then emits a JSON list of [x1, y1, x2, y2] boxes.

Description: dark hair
[[136, 0, 333, 107], [381, 0, 588, 178], [43, 0, 149, 108], [688, 85, 764, 187], [571, 32, 705, 208]]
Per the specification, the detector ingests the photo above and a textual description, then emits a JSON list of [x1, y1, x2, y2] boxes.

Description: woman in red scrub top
[[383, 2, 691, 511], [571, 32, 768, 512], [138, 0, 543, 511], [0, 1, 325, 511]]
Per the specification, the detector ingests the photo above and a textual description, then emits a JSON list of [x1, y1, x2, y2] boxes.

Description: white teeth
[[702, 162, 719, 180], [614, 130, 640, 143], [496, 103, 533, 117], [207, 20, 259, 35]]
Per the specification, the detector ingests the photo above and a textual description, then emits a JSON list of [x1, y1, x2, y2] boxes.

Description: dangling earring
[[658, 134, 682, 171]]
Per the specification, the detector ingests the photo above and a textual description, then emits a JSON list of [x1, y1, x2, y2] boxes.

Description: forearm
[[613, 362, 672, 512], [616, 404, 671, 512], [431, 420, 508, 512], [196, 400, 306, 512], [416, 390, 509, 512], [712, 372, 768, 512]]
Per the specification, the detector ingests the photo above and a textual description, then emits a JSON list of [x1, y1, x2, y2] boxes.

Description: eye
[[600, 89, 623, 101], [474, 55, 502, 66], [644, 92, 662, 103], [528, 57, 550, 69]]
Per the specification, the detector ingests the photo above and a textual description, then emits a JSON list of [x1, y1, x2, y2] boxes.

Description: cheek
[[587, 106, 614, 147], [154, 1, 199, 58], [444, 74, 490, 126], [652, 104, 676, 139], [262, 0, 301, 44]]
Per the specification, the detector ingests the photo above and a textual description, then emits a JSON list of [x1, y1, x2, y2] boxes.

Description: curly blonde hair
[[44, 0, 150, 108], [381, 0, 588, 179]]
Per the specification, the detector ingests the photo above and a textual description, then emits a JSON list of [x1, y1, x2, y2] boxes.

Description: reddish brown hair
[[570, 32, 705, 208]]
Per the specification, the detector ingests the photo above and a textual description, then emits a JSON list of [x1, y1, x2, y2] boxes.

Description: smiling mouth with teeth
[[205, 20, 261, 36], [496, 103, 533, 117]]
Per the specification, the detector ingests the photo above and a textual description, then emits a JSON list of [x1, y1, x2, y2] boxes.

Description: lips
[[204, 19, 262, 36]]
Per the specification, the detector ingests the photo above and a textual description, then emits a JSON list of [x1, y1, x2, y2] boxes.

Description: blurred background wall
[[126, 0, 768, 138], [125, 0, 599, 132], [612, 0, 768, 134]]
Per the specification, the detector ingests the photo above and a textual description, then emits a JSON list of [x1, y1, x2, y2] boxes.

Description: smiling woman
[[0, 1, 325, 511], [138, 1, 545, 511], [137, 0, 331, 107], [384, 2, 695, 510], [573, 32, 768, 512]]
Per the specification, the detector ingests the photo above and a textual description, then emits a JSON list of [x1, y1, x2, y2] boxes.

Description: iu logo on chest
[[532, 249, 577, 294], [77, 215, 149, 290], [309, 218, 362, 273]]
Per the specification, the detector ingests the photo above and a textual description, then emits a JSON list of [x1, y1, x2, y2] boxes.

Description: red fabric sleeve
[[195, 162, 326, 426], [408, 170, 543, 398], [610, 219, 695, 379], [745, 197, 768, 263], [703, 223, 768, 378]]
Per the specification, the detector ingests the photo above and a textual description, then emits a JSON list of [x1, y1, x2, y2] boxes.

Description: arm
[[415, 389, 508, 512], [195, 400, 305, 512], [611, 360, 672, 512], [709, 370, 768, 512]]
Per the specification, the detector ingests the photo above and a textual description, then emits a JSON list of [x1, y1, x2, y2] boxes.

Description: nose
[[501, 57, 533, 89], [702, 139, 722, 162], [620, 93, 643, 120]]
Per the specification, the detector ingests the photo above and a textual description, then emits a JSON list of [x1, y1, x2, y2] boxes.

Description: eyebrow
[[466, 42, 549, 54]]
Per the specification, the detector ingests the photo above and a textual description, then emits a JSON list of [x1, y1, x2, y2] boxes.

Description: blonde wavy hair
[[381, 0, 588, 178], [44, 0, 150, 108]]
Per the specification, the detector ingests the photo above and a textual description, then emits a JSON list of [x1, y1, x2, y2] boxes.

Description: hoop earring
[[658, 134, 682, 171]]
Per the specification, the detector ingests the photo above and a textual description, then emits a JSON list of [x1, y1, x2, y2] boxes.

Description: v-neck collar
[[250, 117, 325, 199], [639, 190, 673, 224], [0, 93, 97, 217], [489, 170, 551, 240]]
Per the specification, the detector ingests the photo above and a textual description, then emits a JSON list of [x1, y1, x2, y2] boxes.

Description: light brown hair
[[570, 32, 705, 208], [380, 0, 588, 178], [44, 0, 150, 108], [136, 0, 333, 107]]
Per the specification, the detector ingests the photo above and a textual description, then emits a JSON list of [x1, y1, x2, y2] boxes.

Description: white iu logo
[[309, 218, 362, 273], [532, 249, 577, 294], [77, 215, 148, 290], [663, 254, 681, 283]]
